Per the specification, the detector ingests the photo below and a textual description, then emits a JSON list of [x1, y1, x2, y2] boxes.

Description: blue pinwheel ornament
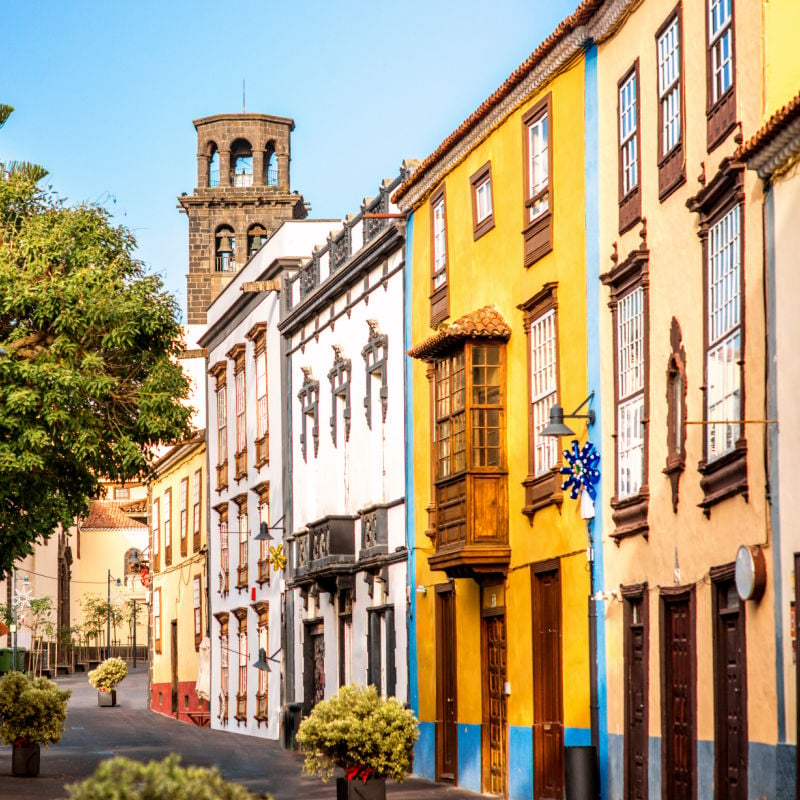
[[559, 439, 601, 504]]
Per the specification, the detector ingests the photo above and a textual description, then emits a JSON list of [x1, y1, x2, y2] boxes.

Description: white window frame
[[657, 16, 681, 155], [152, 498, 160, 560], [530, 309, 559, 476], [256, 347, 268, 440], [193, 576, 202, 637], [527, 111, 549, 221], [616, 287, 644, 499], [475, 176, 492, 223], [709, 0, 733, 103], [706, 205, 741, 460], [432, 195, 447, 289], [620, 71, 638, 196], [180, 478, 188, 548]]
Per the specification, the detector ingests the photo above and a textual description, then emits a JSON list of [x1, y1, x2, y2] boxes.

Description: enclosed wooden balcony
[[427, 473, 510, 579]]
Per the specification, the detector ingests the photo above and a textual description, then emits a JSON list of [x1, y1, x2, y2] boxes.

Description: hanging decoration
[[560, 439, 601, 518], [269, 544, 287, 572]]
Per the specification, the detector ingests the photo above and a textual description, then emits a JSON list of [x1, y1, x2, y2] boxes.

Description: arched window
[[215, 226, 236, 273], [230, 139, 253, 187], [209, 146, 220, 188], [265, 146, 278, 187], [248, 224, 268, 257]]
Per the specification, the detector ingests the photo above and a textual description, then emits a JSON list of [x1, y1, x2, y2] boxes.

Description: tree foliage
[[66, 755, 270, 800], [0, 106, 192, 574]]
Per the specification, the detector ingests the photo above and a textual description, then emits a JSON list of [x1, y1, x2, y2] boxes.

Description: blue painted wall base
[[457, 724, 481, 793], [509, 725, 533, 799], [413, 722, 436, 781]]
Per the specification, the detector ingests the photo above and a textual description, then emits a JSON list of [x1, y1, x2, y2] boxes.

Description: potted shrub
[[0, 671, 71, 777], [296, 684, 419, 800], [67, 754, 271, 799], [88, 657, 127, 706]]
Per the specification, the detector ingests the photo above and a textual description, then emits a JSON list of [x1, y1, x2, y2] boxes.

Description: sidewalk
[[0, 668, 483, 800]]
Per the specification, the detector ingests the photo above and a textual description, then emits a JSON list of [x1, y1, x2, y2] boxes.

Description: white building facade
[[200, 220, 340, 739], [279, 173, 410, 717]]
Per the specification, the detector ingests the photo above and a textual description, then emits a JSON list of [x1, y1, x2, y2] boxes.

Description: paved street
[[0, 668, 482, 800]]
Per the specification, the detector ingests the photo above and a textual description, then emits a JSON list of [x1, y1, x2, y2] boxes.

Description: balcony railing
[[255, 434, 268, 468], [234, 449, 248, 481], [216, 461, 228, 491], [209, 168, 220, 187], [267, 165, 278, 186], [233, 172, 253, 188], [215, 255, 237, 274]]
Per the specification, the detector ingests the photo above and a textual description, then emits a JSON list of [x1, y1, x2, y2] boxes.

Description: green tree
[[0, 105, 192, 574]]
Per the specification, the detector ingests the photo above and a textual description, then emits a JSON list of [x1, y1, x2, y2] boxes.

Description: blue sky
[[3, 0, 577, 319]]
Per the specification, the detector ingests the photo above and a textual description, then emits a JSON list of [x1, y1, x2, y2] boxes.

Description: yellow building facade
[[594, 0, 793, 797], [396, 6, 610, 796], [149, 434, 208, 725]]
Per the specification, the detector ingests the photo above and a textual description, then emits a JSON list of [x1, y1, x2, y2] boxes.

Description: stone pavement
[[0, 667, 483, 800]]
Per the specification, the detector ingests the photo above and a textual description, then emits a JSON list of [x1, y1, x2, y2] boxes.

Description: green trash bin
[[10, 647, 27, 672], [0, 648, 11, 674]]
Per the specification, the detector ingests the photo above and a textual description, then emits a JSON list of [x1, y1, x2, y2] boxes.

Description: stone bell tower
[[179, 113, 308, 324]]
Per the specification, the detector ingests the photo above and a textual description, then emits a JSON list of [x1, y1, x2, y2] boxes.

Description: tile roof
[[408, 306, 512, 361], [81, 500, 146, 531], [393, 0, 603, 207], [736, 89, 800, 176]]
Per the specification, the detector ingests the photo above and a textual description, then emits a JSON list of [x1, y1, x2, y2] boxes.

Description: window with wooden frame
[[192, 469, 202, 552], [193, 574, 202, 648], [210, 361, 228, 491], [228, 344, 247, 481], [216, 503, 229, 595], [253, 601, 269, 723], [687, 161, 746, 513], [247, 324, 269, 468], [618, 62, 641, 234], [706, 0, 736, 151], [601, 246, 650, 540], [522, 94, 552, 266], [430, 186, 449, 325], [521, 284, 562, 519], [367, 605, 396, 698], [470, 161, 494, 240], [215, 612, 229, 724], [180, 477, 188, 557], [163, 488, 172, 566], [153, 587, 162, 653], [432, 343, 506, 550], [233, 609, 247, 723], [151, 497, 160, 572], [234, 495, 248, 590], [656, 7, 685, 199], [114, 486, 130, 499], [252, 481, 271, 585]]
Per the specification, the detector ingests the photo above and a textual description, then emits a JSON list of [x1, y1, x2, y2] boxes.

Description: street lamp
[[107, 569, 121, 660]]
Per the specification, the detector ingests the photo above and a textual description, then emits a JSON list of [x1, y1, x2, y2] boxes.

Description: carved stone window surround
[[328, 344, 352, 445], [298, 367, 320, 461], [362, 320, 388, 429]]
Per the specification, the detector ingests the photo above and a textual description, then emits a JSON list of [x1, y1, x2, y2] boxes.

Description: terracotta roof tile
[[121, 498, 148, 514], [736, 90, 800, 163], [81, 501, 146, 531], [408, 306, 512, 361], [393, 0, 602, 206]]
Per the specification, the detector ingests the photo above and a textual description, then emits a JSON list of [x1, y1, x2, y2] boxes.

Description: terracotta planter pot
[[12, 742, 40, 777], [335, 776, 386, 800], [97, 689, 117, 707]]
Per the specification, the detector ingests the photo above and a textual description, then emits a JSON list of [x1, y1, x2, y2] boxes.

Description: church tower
[[179, 113, 308, 324]]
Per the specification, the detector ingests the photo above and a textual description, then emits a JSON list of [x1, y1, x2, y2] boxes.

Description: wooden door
[[436, 586, 458, 782], [714, 579, 747, 800], [662, 593, 694, 800], [482, 612, 508, 796], [532, 566, 563, 800], [624, 590, 648, 799], [170, 619, 178, 715]]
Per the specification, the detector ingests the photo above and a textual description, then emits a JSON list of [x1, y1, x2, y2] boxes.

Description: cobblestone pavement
[[0, 668, 483, 800]]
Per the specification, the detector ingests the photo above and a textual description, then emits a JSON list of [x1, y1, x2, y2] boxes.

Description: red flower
[[345, 765, 374, 783]]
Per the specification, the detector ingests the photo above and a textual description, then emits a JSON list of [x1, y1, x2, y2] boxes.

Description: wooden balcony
[[254, 434, 269, 468], [216, 461, 228, 492], [427, 473, 510, 579], [234, 449, 248, 481]]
